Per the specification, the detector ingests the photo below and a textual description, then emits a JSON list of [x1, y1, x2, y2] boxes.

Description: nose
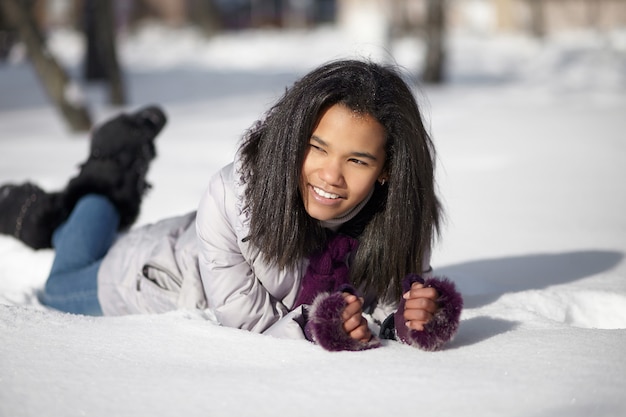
[[318, 158, 344, 187]]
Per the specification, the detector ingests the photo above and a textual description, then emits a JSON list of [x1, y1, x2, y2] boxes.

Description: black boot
[[0, 182, 65, 249], [0, 105, 167, 250], [63, 105, 167, 230]]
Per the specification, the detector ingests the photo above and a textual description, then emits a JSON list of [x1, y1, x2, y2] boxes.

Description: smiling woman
[[300, 104, 387, 222], [0, 59, 462, 352]]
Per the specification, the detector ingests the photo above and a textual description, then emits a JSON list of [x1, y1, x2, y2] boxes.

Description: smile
[[313, 186, 340, 199]]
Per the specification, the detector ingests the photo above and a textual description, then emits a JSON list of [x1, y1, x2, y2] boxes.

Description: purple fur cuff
[[305, 292, 381, 352], [394, 273, 463, 351]]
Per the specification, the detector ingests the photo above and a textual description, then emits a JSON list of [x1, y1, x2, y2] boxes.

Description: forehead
[[313, 104, 386, 147]]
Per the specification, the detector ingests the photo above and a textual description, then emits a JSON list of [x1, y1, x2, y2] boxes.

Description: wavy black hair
[[239, 59, 441, 301]]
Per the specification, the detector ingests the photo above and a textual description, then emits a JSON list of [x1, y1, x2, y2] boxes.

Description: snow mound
[[498, 289, 626, 330]]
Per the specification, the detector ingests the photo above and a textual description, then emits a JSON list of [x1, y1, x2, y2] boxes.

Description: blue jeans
[[39, 194, 119, 316]]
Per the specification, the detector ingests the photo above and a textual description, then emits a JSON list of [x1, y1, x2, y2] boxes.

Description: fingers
[[341, 293, 363, 330], [403, 282, 438, 302], [404, 296, 438, 314], [341, 293, 362, 319], [341, 293, 372, 342], [403, 283, 440, 331], [348, 317, 372, 343], [403, 308, 433, 331]]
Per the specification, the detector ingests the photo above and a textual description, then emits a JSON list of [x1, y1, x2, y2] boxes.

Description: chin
[[308, 213, 333, 222], [307, 208, 349, 222], [304, 207, 333, 222]]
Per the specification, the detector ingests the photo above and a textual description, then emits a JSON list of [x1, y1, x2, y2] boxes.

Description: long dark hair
[[239, 59, 441, 301]]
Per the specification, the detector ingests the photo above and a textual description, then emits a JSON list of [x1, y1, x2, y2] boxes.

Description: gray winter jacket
[[97, 160, 311, 338], [97, 159, 430, 339]]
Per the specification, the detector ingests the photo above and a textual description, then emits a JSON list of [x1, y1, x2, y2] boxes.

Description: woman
[[0, 60, 462, 352]]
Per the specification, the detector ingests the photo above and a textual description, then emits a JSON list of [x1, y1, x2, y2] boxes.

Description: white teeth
[[313, 186, 339, 199]]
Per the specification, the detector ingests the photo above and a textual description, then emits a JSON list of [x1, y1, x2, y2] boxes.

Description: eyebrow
[[311, 135, 380, 161]]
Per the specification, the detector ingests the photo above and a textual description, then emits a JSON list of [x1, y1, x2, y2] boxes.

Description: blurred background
[[1, 0, 625, 131]]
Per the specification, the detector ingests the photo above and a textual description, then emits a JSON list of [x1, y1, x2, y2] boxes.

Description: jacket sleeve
[[195, 165, 295, 334]]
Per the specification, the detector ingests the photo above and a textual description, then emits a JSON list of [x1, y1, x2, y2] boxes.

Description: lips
[[312, 185, 341, 200]]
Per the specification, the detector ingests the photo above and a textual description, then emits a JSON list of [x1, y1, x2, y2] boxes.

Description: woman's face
[[300, 104, 387, 221]]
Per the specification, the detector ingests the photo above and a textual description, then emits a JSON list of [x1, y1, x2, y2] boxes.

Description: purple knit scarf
[[293, 234, 358, 309]]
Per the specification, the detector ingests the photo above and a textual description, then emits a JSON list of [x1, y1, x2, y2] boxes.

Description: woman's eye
[[349, 158, 367, 166]]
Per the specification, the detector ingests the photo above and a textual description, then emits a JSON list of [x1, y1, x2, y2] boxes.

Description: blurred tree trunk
[[587, 0, 601, 29], [0, 2, 18, 60], [528, 0, 545, 38], [0, 0, 92, 131], [422, 0, 446, 84], [495, 0, 514, 31], [83, 0, 126, 106], [188, 0, 221, 35]]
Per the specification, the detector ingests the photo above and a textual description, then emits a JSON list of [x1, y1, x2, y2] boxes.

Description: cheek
[[348, 172, 378, 197], [299, 162, 311, 187], [300, 150, 313, 174], [299, 158, 313, 193], [300, 151, 323, 182]]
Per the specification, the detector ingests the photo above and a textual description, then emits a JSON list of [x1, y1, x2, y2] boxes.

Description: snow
[[1, 24, 626, 417], [63, 81, 86, 107]]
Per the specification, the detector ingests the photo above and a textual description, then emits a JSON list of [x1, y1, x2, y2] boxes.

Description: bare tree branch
[[0, 0, 92, 132]]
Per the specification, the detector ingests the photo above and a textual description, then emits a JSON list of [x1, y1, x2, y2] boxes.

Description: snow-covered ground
[[1, 24, 626, 417]]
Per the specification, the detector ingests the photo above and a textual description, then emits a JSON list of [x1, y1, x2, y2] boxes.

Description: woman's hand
[[341, 293, 372, 343], [402, 282, 439, 331]]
